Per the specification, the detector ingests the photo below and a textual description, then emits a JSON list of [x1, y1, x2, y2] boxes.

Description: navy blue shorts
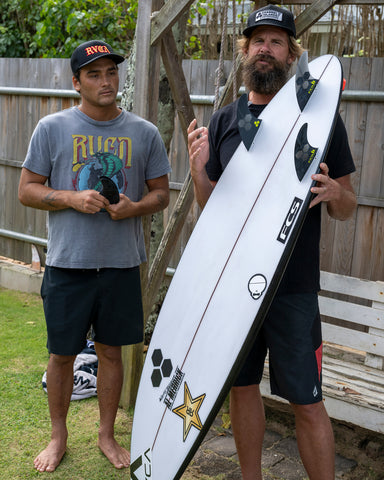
[[41, 266, 144, 355], [233, 293, 323, 405]]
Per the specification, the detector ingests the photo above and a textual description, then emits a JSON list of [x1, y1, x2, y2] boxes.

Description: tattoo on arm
[[43, 191, 59, 208]]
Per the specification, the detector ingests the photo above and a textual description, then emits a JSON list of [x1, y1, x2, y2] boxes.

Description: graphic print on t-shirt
[[71, 134, 132, 193]]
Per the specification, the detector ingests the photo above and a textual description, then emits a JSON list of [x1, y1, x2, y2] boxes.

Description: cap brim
[[242, 23, 296, 38], [77, 53, 125, 71]]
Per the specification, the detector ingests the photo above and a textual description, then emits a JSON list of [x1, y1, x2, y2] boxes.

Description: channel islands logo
[[151, 349, 173, 387]]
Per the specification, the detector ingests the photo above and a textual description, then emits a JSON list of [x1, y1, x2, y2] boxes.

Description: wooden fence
[[0, 57, 383, 285]]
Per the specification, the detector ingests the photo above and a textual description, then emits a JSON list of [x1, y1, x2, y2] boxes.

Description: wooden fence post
[[120, 0, 162, 409]]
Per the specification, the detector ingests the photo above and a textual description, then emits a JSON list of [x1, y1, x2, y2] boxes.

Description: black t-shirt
[[206, 98, 355, 294]]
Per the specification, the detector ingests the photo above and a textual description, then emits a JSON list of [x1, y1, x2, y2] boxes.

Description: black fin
[[295, 52, 319, 111], [99, 176, 120, 204], [237, 93, 262, 151], [294, 124, 318, 181]]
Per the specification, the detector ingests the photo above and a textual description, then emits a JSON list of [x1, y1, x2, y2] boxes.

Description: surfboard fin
[[237, 93, 262, 151], [99, 175, 120, 204], [294, 123, 318, 181], [295, 52, 319, 111]]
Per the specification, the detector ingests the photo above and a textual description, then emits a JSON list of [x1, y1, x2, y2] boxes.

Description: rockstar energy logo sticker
[[172, 382, 206, 442]]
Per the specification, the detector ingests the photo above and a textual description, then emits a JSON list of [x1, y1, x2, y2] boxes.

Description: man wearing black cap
[[19, 40, 171, 472], [188, 5, 356, 480]]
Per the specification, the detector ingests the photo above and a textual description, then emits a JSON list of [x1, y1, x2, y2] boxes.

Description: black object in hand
[[99, 176, 120, 204]]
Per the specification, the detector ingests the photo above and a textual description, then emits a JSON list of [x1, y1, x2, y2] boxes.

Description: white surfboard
[[130, 54, 343, 480]]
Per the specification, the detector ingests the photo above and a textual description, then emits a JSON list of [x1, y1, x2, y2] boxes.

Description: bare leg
[[94, 342, 130, 469], [291, 401, 335, 480], [34, 354, 75, 472], [230, 385, 265, 480]]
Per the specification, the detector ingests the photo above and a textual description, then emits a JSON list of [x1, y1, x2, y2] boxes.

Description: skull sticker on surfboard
[[248, 274, 267, 300]]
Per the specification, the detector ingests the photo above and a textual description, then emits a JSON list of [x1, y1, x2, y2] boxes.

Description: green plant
[[0, 0, 138, 58], [0, 0, 41, 57], [34, 0, 138, 58]]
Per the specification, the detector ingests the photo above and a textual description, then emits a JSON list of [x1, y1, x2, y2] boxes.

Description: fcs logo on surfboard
[[248, 274, 267, 300], [277, 197, 303, 244]]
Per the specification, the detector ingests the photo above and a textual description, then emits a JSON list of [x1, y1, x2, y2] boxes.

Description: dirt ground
[[264, 400, 384, 480]]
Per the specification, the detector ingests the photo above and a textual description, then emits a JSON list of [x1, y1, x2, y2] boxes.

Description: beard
[[242, 54, 290, 95]]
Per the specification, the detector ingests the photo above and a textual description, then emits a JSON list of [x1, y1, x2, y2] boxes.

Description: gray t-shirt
[[23, 107, 171, 269]]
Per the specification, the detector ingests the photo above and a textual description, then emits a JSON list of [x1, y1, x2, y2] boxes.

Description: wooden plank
[[216, 53, 243, 108], [325, 356, 384, 385], [169, 114, 188, 183], [326, 57, 367, 275], [321, 394, 384, 433], [204, 60, 221, 124], [331, 214, 356, 274], [360, 58, 384, 199], [319, 296, 384, 329], [326, 59, 356, 273], [357, 195, 384, 209], [366, 295, 384, 369], [295, 0, 340, 36], [319, 271, 384, 301], [121, 0, 160, 409], [161, 33, 196, 140], [351, 206, 376, 280], [163, 59, 192, 269], [372, 208, 384, 281], [324, 372, 384, 401], [322, 322, 384, 355], [133, 0, 153, 118], [260, 362, 384, 433], [120, 342, 145, 409], [168, 60, 192, 184], [144, 30, 198, 316], [150, 0, 194, 45]]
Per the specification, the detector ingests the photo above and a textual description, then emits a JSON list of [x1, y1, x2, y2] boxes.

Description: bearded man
[[187, 5, 356, 480]]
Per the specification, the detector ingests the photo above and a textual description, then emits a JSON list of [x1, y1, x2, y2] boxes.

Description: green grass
[[0, 287, 135, 480]]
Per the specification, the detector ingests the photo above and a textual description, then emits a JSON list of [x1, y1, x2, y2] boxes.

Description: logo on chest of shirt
[[71, 135, 132, 192]]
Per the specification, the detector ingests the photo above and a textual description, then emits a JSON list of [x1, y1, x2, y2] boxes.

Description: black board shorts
[[233, 293, 323, 405], [41, 266, 144, 355]]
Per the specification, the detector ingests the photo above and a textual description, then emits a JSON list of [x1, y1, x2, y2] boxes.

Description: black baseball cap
[[243, 4, 296, 38], [70, 40, 125, 74]]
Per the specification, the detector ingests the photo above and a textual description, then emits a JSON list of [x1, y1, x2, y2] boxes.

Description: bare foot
[[98, 436, 130, 469], [34, 439, 66, 472]]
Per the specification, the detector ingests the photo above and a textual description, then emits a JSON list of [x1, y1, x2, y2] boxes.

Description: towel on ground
[[42, 341, 98, 401]]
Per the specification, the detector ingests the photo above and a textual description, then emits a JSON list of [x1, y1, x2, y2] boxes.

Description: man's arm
[[187, 119, 216, 209], [105, 174, 170, 220], [310, 162, 357, 220], [18, 167, 109, 213]]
